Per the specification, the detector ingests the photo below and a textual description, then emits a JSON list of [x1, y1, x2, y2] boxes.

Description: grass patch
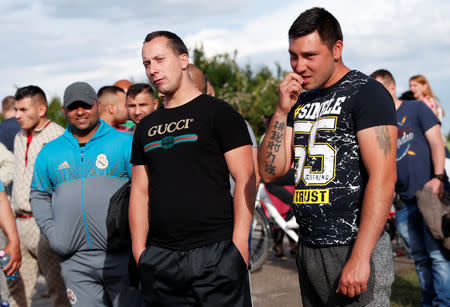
[[390, 270, 421, 307]]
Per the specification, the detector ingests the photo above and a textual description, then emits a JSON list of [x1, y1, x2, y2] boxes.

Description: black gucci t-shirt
[[131, 94, 251, 250], [287, 70, 396, 246]]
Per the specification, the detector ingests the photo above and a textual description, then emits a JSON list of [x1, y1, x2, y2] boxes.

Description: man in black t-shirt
[[258, 7, 397, 306], [188, 63, 260, 192], [130, 31, 255, 306]]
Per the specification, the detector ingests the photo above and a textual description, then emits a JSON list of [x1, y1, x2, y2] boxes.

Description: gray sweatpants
[[296, 231, 394, 307], [60, 250, 144, 307]]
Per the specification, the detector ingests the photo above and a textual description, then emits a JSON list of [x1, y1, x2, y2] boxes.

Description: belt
[[17, 213, 34, 219]]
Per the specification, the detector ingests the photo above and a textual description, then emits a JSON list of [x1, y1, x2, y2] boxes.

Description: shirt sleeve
[[31, 149, 54, 194], [214, 101, 251, 153], [30, 190, 55, 243], [353, 79, 397, 132], [245, 121, 258, 148], [417, 101, 441, 133], [0, 181, 4, 192], [30, 149, 55, 242], [0, 143, 14, 186], [130, 124, 146, 165]]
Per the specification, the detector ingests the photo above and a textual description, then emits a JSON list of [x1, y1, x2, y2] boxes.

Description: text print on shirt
[[396, 116, 415, 161], [145, 118, 197, 152], [292, 96, 346, 203], [147, 118, 194, 137]]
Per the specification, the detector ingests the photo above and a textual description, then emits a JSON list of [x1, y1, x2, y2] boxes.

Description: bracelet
[[433, 174, 445, 182]]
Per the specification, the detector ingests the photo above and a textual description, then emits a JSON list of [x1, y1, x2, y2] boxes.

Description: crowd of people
[[0, 6, 448, 307]]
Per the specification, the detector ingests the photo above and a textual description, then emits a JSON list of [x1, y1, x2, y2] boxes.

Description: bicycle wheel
[[250, 206, 271, 272]]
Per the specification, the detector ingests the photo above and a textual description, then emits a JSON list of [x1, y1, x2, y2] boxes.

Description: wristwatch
[[433, 174, 445, 182]]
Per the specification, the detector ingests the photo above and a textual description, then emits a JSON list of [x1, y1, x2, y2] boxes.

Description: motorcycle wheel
[[250, 206, 272, 272]]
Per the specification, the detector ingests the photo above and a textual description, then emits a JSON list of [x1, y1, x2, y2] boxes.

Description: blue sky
[[1, 0, 449, 133]]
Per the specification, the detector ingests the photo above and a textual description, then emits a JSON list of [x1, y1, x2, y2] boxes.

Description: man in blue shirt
[[372, 69, 450, 307]]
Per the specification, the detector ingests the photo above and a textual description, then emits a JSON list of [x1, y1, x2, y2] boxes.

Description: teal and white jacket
[[30, 120, 132, 256]]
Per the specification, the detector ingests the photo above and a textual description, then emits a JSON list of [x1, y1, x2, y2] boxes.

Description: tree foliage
[[47, 97, 68, 128], [193, 46, 285, 140], [5, 48, 285, 138]]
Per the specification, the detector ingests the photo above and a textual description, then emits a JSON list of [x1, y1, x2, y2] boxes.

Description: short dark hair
[[1, 96, 15, 112], [126, 83, 154, 100], [14, 85, 47, 105], [97, 85, 125, 98], [399, 91, 415, 101], [143, 31, 189, 56], [370, 69, 396, 86], [288, 7, 343, 49]]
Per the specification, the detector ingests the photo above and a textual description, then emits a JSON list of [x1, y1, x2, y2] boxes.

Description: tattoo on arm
[[264, 121, 285, 175], [375, 126, 391, 157]]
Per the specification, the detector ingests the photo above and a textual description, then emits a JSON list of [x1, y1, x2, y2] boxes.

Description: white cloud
[[185, 2, 298, 57], [183, 0, 450, 132], [184, 0, 450, 62], [0, 0, 449, 132], [37, 0, 252, 24]]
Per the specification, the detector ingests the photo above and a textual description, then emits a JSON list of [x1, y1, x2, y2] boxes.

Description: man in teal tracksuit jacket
[[30, 82, 143, 306]]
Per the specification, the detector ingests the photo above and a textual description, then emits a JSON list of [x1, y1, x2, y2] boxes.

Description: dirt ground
[[30, 241, 415, 307]]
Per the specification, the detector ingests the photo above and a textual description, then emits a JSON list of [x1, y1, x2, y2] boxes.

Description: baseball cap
[[63, 82, 97, 108]]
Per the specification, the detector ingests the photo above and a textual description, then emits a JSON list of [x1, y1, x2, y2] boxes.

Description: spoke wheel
[[250, 206, 272, 272]]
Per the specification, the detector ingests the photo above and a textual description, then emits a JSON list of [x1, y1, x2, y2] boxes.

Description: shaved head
[[98, 86, 125, 109], [2, 96, 16, 113], [188, 64, 207, 94], [370, 69, 397, 99], [97, 86, 128, 127], [370, 69, 395, 88]]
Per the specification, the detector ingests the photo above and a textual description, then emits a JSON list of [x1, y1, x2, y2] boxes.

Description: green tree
[[193, 46, 285, 140], [47, 97, 68, 128], [446, 132, 450, 149]]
